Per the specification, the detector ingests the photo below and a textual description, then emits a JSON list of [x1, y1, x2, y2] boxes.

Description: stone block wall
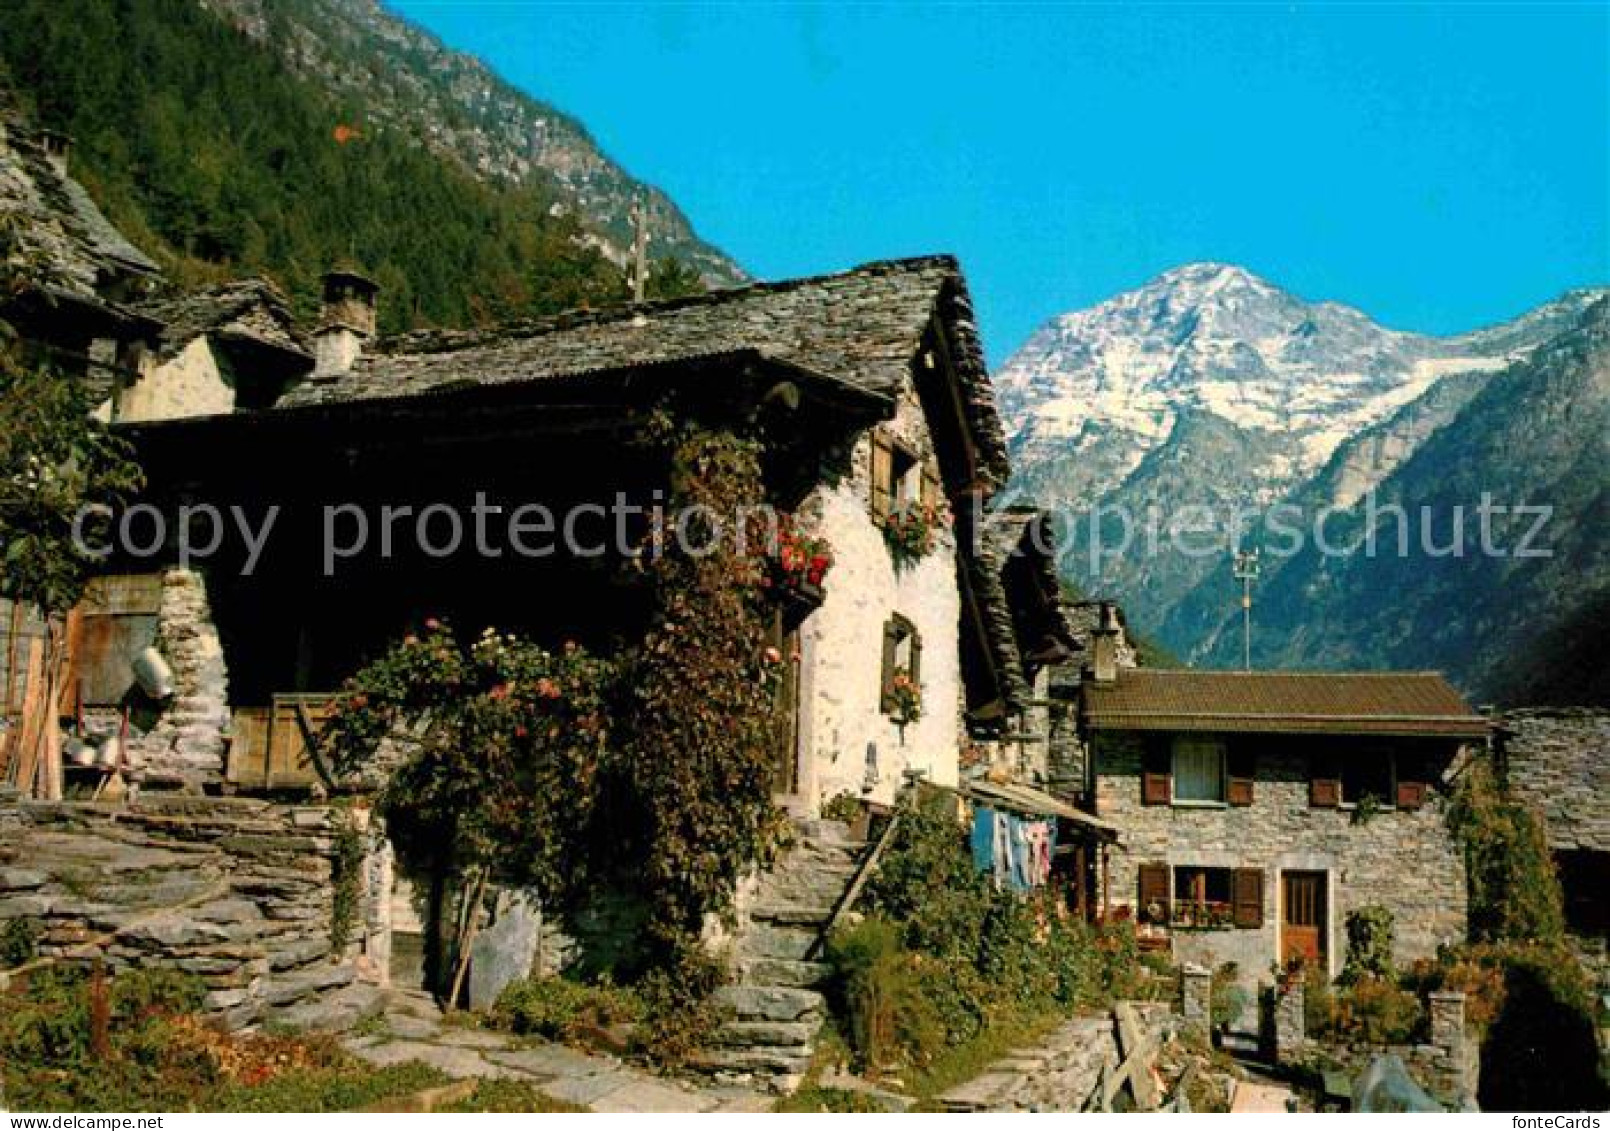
[[1094, 732, 1468, 983], [0, 795, 389, 1031], [139, 570, 231, 787]]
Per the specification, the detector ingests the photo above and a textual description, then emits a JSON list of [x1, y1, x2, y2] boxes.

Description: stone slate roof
[[989, 506, 1079, 666], [137, 279, 310, 362], [276, 255, 1011, 486], [1083, 669, 1489, 737], [1499, 708, 1610, 853], [0, 91, 159, 303], [958, 503, 1031, 713]]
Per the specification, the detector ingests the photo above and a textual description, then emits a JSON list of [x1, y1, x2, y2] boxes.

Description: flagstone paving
[[343, 991, 770, 1113]]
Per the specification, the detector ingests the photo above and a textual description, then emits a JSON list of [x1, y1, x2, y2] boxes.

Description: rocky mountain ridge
[[997, 263, 1608, 699], [198, 0, 746, 286]]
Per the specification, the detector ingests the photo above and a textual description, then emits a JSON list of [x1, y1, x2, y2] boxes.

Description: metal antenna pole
[[629, 198, 649, 303], [1233, 549, 1260, 671]]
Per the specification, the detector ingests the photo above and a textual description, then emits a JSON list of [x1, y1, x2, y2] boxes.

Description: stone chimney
[[313, 269, 378, 378], [39, 129, 71, 175], [1090, 601, 1120, 685]]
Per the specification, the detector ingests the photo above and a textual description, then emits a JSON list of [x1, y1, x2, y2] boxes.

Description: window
[[870, 430, 940, 522], [1174, 866, 1233, 926], [1172, 737, 1226, 804], [1140, 863, 1264, 929], [879, 614, 921, 716], [1340, 754, 1395, 807]]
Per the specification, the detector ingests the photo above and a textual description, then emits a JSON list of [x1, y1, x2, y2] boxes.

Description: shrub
[[1446, 755, 1567, 946], [1477, 945, 1607, 1112], [820, 792, 862, 825], [861, 790, 993, 962], [1329, 975, 1425, 1045], [633, 945, 727, 1067], [824, 915, 951, 1074], [1, 917, 39, 967], [1210, 963, 1252, 1031], [490, 975, 641, 1041], [1341, 905, 1395, 983], [977, 896, 1057, 1011]]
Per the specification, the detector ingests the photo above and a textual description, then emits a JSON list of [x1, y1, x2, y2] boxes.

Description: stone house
[[1076, 663, 1488, 981], [99, 257, 1027, 815], [1495, 708, 1610, 964]]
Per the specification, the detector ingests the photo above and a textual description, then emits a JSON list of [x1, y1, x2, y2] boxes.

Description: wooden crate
[[226, 693, 337, 790]]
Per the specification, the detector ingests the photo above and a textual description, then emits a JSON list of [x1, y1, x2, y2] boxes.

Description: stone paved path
[[343, 991, 770, 1113], [1230, 1081, 1295, 1113]]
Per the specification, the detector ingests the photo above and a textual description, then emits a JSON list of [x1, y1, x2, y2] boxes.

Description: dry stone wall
[[0, 792, 389, 1031]]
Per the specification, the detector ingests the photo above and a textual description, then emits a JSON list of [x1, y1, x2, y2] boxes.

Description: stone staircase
[[701, 817, 866, 1091]]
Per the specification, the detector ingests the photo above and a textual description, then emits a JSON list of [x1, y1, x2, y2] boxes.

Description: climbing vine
[[617, 418, 788, 959], [328, 808, 366, 953], [324, 416, 789, 1003], [1445, 754, 1566, 945]]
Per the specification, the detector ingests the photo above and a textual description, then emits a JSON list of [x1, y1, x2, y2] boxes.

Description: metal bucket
[[132, 646, 175, 700]]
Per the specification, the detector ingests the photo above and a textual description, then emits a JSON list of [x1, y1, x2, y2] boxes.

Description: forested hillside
[[0, 0, 704, 332]]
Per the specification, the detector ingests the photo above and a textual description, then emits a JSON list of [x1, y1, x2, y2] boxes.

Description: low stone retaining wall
[[1273, 978, 1478, 1109], [0, 789, 389, 1031]]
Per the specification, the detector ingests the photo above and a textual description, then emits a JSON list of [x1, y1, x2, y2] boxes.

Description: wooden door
[[1281, 871, 1327, 968]]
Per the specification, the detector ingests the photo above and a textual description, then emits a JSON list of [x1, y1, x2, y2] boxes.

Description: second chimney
[[313, 269, 379, 378], [1090, 601, 1120, 684]]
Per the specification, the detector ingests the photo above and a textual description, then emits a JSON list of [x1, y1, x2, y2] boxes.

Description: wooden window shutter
[[870, 432, 895, 523], [1141, 739, 1171, 806], [1227, 748, 1256, 807], [1231, 868, 1264, 928], [1310, 755, 1341, 808], [1396, 755, 1428, 810], [1138, 862, 1170, 925], [920, 459, 942, 512], [880, 619, 900, 712], [908, 628, 922, 685]]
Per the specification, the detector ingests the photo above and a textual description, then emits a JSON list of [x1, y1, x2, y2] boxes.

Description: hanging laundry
[[970, 805, 996, 875]]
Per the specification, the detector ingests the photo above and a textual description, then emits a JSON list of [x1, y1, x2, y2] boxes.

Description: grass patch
[[438, 1079, 588, 1112], [772, 1085, 887, 1113], [210, 1062, 449, 1112], [902, 1010, 1062, 1100]]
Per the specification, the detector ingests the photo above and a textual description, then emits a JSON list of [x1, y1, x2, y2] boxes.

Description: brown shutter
[[880, 619, 899, 712], [870, 432, 894, 523], [1396, 779, 1427, 811], [1138, 862, 1170, 925], [1141, 739, 1171, 806], [920, 459, 942, 512], [1310, 755, 1341, 808], [908, 627, 922, 686], [1227, 748, 1255, 806], [1231, 868, 1264, 928]]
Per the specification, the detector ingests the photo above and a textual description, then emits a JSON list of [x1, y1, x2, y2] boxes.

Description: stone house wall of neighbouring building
[[1092, 732, 1469, 984]]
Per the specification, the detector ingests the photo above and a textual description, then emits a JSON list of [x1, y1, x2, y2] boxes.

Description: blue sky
[[395, 2, 1608, 366]]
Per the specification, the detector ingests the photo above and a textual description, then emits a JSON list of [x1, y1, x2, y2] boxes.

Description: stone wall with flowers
[[792, 379, 962, 810]]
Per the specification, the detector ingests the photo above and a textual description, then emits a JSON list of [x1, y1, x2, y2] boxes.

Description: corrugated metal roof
[[1083, 669, 1489, 738]]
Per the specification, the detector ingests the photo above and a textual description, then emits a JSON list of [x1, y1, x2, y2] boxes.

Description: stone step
[[260, 961, 355, 1007], [735, 923, 819, 961], [713, 1020, 818, 1048], [737, 957, 833, 988], [714, 984, 825, 1023], [748, 902, 835, 926]]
